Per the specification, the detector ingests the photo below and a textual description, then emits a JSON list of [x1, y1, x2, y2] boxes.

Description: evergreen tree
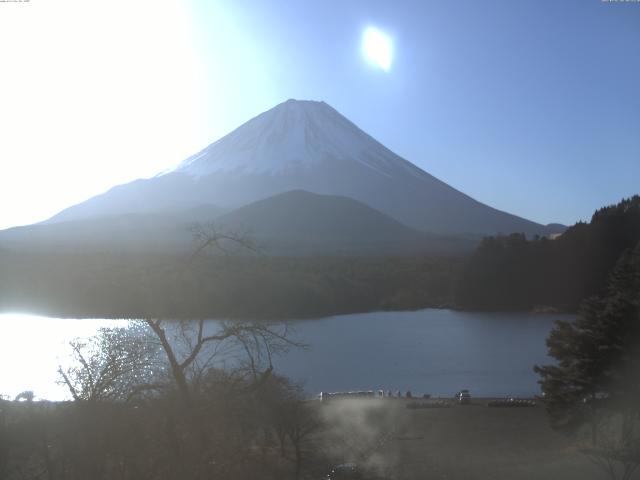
[[535, 243, 640, 445], [456, 195, 640, 311]]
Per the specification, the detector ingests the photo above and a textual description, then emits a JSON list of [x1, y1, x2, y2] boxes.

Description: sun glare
[[0, 0, 201, 230], [362, 27, 393, 71], [0, 314, 129, 400]]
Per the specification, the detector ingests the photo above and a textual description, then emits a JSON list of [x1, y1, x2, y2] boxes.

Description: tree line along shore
[[1, 196, 638, 320]]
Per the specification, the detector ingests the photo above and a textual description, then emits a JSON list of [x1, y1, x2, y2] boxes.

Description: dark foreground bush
[[0, 373, 327, 480]]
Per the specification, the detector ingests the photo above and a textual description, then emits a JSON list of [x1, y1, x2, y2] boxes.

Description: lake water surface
[[0, 309, 572, 400]]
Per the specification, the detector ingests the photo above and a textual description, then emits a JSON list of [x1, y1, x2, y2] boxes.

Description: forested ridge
[[455, 196, 640, 311], [0, 252, 458, 320], [2, 196, 638, 319]]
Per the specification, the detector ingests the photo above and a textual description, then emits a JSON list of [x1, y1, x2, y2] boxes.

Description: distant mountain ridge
[[0, 190, 475, 255], [46, 99, 564, 237]]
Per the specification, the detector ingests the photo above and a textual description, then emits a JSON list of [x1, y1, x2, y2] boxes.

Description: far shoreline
[[0, 304, 577, 322]]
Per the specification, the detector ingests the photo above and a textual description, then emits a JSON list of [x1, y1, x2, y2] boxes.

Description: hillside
[[0, 251, 460, 319], [455, 195, 640, 311], [0, 191, 475, 255], [0, 204, 225, 253], [214, 190, 475, 254]]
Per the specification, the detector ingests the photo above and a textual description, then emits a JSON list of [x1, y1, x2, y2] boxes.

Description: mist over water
[[0, 309, 569, 401]]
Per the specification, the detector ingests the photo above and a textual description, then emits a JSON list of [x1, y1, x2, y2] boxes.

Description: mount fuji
[[45, 99, 560, 238]]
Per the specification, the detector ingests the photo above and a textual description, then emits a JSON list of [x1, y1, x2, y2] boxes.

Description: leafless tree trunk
[[284, 402, 322, 479], [582, 411, 640, 480]]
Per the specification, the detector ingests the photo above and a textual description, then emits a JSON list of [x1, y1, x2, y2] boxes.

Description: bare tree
[[285, 400, 322, 479], [146, 222, 302, 408], [138, 224, 305, 479], [1, 224, 315, 480], [144, 319, 301, 408], [582, 412, 640, 480], [188, 222, 261, 261], [58, 322, 162, 403]]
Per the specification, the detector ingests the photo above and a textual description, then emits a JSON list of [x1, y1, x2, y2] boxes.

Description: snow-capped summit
[[45, 99, 562, 236], [174, 99, 420, 179]]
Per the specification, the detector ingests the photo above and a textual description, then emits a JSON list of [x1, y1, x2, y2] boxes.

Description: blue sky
[[187, 0, 640, 226], [0, 0, 638, 228]]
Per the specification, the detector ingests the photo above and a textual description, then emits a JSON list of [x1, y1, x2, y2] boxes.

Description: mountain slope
[[214, 190, 475, 254], [47, 99, 562, 236], [0, 191, 474, 255], [0, 204, 225, 253]]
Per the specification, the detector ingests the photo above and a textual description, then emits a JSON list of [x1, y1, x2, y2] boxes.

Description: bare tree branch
[[188, 222, 263, 262]]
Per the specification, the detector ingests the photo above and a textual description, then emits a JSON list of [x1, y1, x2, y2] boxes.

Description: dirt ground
[[318, 397, 614, 480]]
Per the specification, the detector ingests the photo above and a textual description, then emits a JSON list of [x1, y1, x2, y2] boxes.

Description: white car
[[457, 389, 471, 405]]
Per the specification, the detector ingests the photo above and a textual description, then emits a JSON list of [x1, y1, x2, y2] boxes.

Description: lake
[[0, 309, 571, 401]]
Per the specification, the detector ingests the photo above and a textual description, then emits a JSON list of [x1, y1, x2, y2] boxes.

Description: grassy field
[[318, 398, 608, 480]]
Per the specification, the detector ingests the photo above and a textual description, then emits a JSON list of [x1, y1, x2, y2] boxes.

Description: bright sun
[[362, 27, 393, 71]]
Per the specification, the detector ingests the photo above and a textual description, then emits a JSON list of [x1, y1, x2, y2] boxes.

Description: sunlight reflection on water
[[0, 313, 131, 401], [0, 310, 566, 401]]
